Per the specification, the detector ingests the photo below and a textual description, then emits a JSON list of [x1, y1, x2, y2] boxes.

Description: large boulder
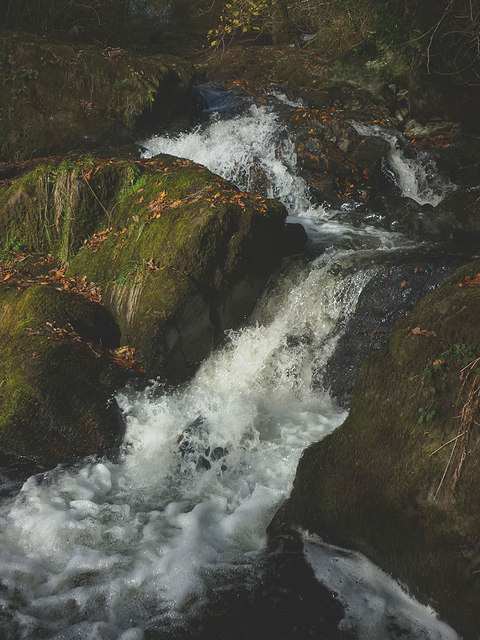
[[287, 104, 390, 206], [417, 189, 480, 246], [0, 32, 196, 161], [0, 282, 130, 465], [67, 156, 287, 377], [0, 156, 287, 378], [274, 262, 480, 639]]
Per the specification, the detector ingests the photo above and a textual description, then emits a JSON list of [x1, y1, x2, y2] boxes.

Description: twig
[[434, 437, 458, 500], [427, 0, 454, 74], [430, 431, 468, 457]]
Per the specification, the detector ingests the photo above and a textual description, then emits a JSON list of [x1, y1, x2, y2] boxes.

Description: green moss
[[1, 154, 286, 376], [0, 283, 129, 465], [60, 155, 288, 373], [280, 261, 480, 638], [0, 32, 196, 161]]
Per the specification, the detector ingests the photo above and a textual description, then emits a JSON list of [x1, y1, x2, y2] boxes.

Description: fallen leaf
[[411, 327, 437, 337]]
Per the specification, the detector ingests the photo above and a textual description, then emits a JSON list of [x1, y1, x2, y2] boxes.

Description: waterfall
[[352, 122, 455, 207], [0, 88, 458, 640]]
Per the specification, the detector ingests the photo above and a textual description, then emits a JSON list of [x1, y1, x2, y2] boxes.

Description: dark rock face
[[323, 256, 460, 406], [145, 540, 346, 640], [277, 262, 480, 639], [417, 189, 480, 247], [282, 222, 308, 255], [288, 107, 390, 207]]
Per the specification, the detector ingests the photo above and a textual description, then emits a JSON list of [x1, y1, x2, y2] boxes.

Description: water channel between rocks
[[0, 86, 461, 639]]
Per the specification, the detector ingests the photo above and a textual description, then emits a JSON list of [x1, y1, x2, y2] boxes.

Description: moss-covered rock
[[0, 155, 287, 377], [66, 156, 287, 377], [275, 262, 480, 638], [0, 283, 130, 465], [0, 32, 196, 161]]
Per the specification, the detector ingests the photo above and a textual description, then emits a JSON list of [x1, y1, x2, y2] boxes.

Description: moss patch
[[278, 261, 480, 639], [65, 155, 287, 374], [0, 283, 132, 465], [0, 32, 196, 161]]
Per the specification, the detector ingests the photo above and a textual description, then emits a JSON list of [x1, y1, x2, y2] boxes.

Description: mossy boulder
[[0, 283, 129, 465], [274, 262, 480, 638], [0, 155, 287, 377], [66, 156, 287, 377], [0, 32, 196, 161]]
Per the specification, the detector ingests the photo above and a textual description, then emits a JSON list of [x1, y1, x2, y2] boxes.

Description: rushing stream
[[0, 87, 460, 639]]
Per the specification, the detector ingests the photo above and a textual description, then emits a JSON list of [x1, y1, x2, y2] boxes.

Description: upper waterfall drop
[[141, 103, 315, 218], [352, 122, 455, 207]]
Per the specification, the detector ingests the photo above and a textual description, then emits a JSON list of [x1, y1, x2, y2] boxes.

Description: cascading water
[[352, 122, 455, 207], [0, 87, 459, 640]]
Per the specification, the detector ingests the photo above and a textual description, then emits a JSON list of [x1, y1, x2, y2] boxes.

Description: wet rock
[[279, 262, 480, 639], [282, 222, 308, 255], [178, 417, 228, 472], [323, 256, 460, 406], [292, 111, 364, 205], [145, 537, 345, 640], [416, 188, 480, 246], [284, 102, 392, 207]]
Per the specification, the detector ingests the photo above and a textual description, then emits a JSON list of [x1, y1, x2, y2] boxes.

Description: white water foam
[[304, 535, 459, 640], [353, 123, 454, 206], [0, 252, 368, 638]]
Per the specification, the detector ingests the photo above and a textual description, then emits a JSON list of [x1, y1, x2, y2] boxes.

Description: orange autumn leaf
[[411, 327, 437, 337], [458, 273, 480, 287]]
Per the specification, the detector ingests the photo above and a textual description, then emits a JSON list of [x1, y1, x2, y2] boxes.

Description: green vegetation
[[0, 284, 127, 465], [0, 156, 287, 376], [208, 1, 479, 87]]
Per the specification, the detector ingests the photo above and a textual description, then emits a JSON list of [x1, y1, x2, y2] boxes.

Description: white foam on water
[[142, 104, 316, 218], [304, 535, 460, 640]]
